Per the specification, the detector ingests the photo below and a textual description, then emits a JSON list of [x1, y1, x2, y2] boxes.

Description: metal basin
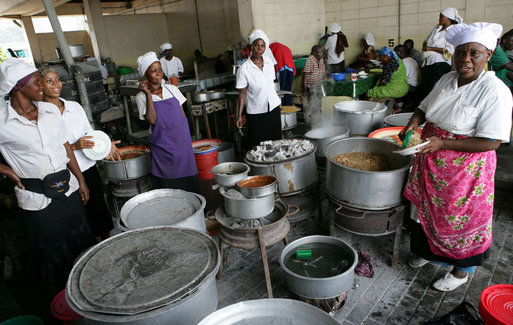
[[211, 162, 250, 187], [103, 146, 151, 180], [192, 91, 225, 104], [325, 137, 412, 210], [334, 100, 387, 135], [120, 189, 207, 233], [219, 187, 275, 220], [198, 299, 338, 325], [305, 126, 350, 157], [281, 111, 297, 130], [384, 112, 413, 127], [237, 175, 277, 198], [280, 235, 358, 299]]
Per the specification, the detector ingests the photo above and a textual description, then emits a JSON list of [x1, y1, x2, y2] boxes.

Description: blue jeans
[[434, 261, 475, 273], [278, 69, 294, 106]]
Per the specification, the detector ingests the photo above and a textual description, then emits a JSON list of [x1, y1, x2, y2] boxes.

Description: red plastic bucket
[[479, 284, 513, 325], [195, 150, 218, 180], [51, 290, 82, 325]]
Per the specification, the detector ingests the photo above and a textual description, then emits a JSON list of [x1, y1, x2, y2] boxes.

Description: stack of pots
[[334, 100, 387, 135]]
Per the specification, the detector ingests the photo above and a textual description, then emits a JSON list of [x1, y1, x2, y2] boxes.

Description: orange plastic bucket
[[195, 150, 218, 180]]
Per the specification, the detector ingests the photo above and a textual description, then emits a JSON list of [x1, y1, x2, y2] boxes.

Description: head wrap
[[137, 51, 159, 77], [445, 22, 503, 51], [248, 29, 269, 46], [364, 32, 375, 46], [159, 42, 172, 52], [38, 65, 57, 78], [441, 8, 463, 24], [0, 58, 38, 96], [330, 23, 341, 34], [378, 46, 399, 62]]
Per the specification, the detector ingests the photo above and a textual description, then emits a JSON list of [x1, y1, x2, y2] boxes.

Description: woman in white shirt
[[324, 23, 349, 74], [399, 23, 512, 292], [0, 58, 95, 294], [420, 7, 463, 100], [236, 29, 282, 148], [38, 65, 119, 240]]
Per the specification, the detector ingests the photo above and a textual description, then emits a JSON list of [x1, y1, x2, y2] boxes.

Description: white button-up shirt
[[60, 98, 95, 172], [0, 101, 78, 211], [403, 57, 421, 87], [136, 84, 186, 120], [236, 57, 281, 114], [325, 34, 345, 64], [424, 25, 455, 66], [420, 71, 513, 141], [159, 56, 184, 78]]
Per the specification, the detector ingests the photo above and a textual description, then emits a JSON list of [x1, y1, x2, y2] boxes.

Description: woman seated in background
[[366, 47, 409, 100], [490, 28, 513, 92], [400, 23, 511, 291], [136, 52, 201, 194], [349, 32, 377, 70], [38, 65, 119, 240]]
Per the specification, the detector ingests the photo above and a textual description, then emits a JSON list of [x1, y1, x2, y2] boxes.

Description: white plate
[[370, 59, 382, 66], [393, 141, 430, 156], [82, 130, 112, 161]]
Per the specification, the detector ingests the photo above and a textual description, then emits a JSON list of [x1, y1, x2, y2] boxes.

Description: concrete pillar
[[83, 0, 111, 61], [20, 16, 43, 66], [237, 0, 254, 41]]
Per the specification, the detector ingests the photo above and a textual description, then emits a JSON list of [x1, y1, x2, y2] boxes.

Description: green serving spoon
[[401, 130, 413, 149]]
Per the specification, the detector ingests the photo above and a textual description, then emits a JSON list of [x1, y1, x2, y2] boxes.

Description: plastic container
[[293, 57, 307, 69], [117, 67, 132, 75], [479, 284, 513, 325], [51, 290, 82, 325], [195, 150, 218, 180], [332, 72, 347, 81], [0, 316, 44, 325]]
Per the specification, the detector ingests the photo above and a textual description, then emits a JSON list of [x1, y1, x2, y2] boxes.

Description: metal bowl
[[211, 162, 250, 187], [192, 91, 225, 104], [237, 175, 277, 198], [219, 187, 275, 220]]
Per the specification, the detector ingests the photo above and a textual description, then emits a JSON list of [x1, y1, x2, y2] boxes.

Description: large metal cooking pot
[[198, 299, 339, 325], [384, 112, 413, 127], [280, 235, 358, 299], [219, 187, 275, 220], [192, 90, 225, 104], [56, 44, 84, 59], [305, 126, 350, 157], [66, 227, 220, 325], [281, 111, 297, 130], [119, 189, 207, 233], [210, 162, 250, 187], [244, 143, 318, 197], [103, 146, 151, 180], [325, 137, 412, 210], [334, 100, 387, 135]]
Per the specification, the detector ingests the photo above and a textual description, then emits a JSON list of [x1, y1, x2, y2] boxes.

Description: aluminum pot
[[334, 100, 387, 135], [219, 187, 275, 220], [384, 112, 413, 127], [56, 44, 84, 59], [244, 144, 318, 197], [281, 111, 297, 130], [216, 142, 235, 163], [280, 235, 358, 299], [103, 146, 151, 180], [325, 137, 412, 210], [119, 189, 207, 233], [210, 162, 250, 187], [305, 126, 350, 157], [66, 227, 220, 325], [198, 299, 339, 325], [192, 91, 225, 104], [237, 175, 277, 198]]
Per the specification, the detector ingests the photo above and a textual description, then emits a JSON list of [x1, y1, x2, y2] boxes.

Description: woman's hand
[[1, 165, 24, 189], [398, 124, 417, 141], [72, 136, 94, 150], [139, 81, 151, 95], [105, 140, 121, 161], [236, 116, 244, 129], [422, 41, 427, 52], [419, 136, 443, 153], [78, 180, 89, 205]]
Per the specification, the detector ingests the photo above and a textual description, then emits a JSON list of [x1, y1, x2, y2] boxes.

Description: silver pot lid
[[334, 100, 387, 114], [304, 126, 350, 139], [68, 227, 218, 315]]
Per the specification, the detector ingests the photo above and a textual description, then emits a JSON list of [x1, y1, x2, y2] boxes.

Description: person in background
[[350, 32, 376, 70], [38, 65, 119, 240], [394, 45, 421, 112], [194, 49, 207, 62], [136, 52, 201, 194], [420, 7, 463, 100], [0, 58, 95, 296], [159, 42, 184, 80], [215, 54, 227, 74], [236, 30, 281, 149], [301, 45, 326, 95], [489, 29, 513, 91], [366, 47, 409, 100], [404, 39, 424, 67], [400, 23, 512, 291], [269, 42, 296, 106], [324, 23, 348, 74]]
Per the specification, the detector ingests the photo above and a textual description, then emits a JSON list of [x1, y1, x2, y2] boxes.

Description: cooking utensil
[[334, 101, 387, 135], [304, 126, 350, 157], [210, 162, 250, 187], [401, 130, 413, 149], [102, 146, 151, 180], [219, 187, 275, 220], [237, 175, 277, 198]]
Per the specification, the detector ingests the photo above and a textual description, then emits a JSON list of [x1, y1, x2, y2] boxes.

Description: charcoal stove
[[109, 175, 152, 219], [298, 292, 347, 315], [215, 199, 290, 298]]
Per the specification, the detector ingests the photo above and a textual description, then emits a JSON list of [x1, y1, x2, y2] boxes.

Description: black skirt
[[153, 174, 202, 195], [20, 191, 96, 287], [419, 62, 451, 101], [82, 166, 114, 237], [246, 105, 282, 149], [410, 221, 489, 268]]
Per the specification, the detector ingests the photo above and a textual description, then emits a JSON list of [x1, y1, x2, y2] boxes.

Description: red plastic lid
[[479, 284, 513, 325], [51, 290, 82, 321]]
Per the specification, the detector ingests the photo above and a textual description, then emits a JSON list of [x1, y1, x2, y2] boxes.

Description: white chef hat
[[0, 58, 37, 96], [445, 22, 503, 51], [137, 51, 159, 77], [159, 42, 172, 52], [364, 32, 375, 46], [248, 29, 270, 46], [330, 23, 341, 34], [441, 7, 463, 24]]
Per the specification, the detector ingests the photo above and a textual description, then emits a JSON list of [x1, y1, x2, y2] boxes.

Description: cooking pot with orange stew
[[103, 146, 151, 180]]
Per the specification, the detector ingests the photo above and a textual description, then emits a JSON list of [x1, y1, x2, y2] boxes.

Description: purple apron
[[147, 88, 198, 179]]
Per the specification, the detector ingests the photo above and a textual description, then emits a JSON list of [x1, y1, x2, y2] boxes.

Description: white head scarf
[[159, 42, 172, 52], [330, 23, 341, 34], [445, 22, 503, 51], [0, 58, 37, 96], [137, 52, 159, 77], [364, 32, 375, 46], [248, 29, 269, 46], [441, 8, 463, 24]]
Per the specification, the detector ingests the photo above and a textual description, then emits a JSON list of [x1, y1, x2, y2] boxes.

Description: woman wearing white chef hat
[[399, 22, 512, 291], [0, 58, 95, 295]]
